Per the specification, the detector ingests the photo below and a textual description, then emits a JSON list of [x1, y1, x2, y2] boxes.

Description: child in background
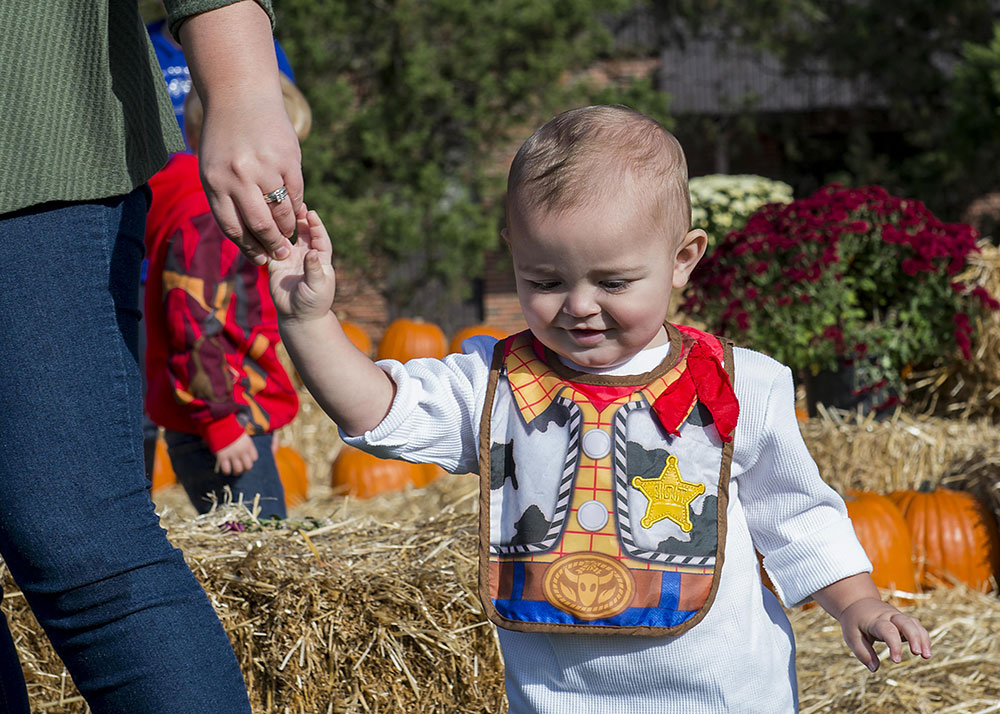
[[143, 76, 311, 519], [271, 105, 930, 712]]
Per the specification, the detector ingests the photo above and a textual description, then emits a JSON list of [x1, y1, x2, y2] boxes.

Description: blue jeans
[[0, 191, 252, 713], [165, 430, 287, 519]]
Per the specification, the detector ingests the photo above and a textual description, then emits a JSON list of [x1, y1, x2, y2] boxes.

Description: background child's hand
[[837, 597, 932, 671], [268, 205, 336, 322], [214, 433, 259, 475]]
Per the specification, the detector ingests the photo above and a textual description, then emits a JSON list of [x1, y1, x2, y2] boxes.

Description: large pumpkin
[[889, 486, 1000, 592], [844, 491, 919, 597], [340, 320, 373, 357], [151, 437, 176, 492], [330, 445, 429, 498], [376, 318, 447, 362], [275, 445, 309, 507], [448, 324, 508, 354]]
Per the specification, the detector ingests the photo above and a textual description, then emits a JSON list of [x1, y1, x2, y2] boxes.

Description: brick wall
[[333, 260, 488, 344], [330, 261, 390, 341]]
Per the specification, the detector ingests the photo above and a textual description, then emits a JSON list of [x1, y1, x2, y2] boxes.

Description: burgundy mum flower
[[685, 182, 994, 398]]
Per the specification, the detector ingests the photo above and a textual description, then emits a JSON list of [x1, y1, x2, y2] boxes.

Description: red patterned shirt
[[143, 153, 298, 452]]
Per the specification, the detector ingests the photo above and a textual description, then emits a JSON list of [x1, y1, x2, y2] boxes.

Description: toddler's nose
[[562, 287, 600, 318]]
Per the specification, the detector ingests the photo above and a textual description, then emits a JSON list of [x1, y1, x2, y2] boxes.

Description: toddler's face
[[506, 185, 702, 369]]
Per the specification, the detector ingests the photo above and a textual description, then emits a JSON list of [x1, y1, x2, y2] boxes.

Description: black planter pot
[[804, 361, 895, 418]]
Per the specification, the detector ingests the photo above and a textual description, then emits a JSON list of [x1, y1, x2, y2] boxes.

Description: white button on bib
[[577, 499, 610, 531], [581, 427, 611, 459]]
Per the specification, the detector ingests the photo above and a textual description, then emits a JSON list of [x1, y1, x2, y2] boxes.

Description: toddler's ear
[[672, 228, 708, 289]]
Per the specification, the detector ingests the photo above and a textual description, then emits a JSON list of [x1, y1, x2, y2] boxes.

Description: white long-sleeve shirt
[[343, 335, 871, 713]]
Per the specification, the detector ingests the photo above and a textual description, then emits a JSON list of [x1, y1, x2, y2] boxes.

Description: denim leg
[[0, 191, 252, 713], [137, 273, 160, 482], [165, 431, 287, 519]]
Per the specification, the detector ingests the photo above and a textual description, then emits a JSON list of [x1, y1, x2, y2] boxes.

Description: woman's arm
[[173, 1, 303, 266]]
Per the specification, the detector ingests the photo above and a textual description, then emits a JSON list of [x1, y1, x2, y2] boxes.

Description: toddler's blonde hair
[[506, 105, 691, 237]]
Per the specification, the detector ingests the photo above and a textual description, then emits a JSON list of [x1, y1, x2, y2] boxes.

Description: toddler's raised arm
[[268, 207, 396, 436]]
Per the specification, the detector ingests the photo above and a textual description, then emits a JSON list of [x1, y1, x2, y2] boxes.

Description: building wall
[[330, 261, 391, 342], [334, 259, 490, 345], [482, 248, 527, 336]]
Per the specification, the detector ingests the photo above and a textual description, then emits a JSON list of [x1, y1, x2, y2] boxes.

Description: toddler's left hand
[[267, 204, 337, 323], [837, 597, 932, 671]]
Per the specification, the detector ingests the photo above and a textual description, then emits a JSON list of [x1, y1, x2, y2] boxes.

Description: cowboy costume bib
[[478, 323, 739, 636]]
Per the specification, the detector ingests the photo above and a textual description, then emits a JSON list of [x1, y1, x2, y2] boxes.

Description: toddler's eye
[[601, 280, 630, 292], [529, 280, 561, 291]]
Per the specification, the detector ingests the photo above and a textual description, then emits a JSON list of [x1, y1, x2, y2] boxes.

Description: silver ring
[[263, 186, 288, 204]]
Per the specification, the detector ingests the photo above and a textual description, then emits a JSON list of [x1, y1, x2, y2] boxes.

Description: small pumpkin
[[376, 318, 447, 362], [844, 490, 919, 597], [448, 324, 508, 354], [275, 445, 309, 507], [330, 445, 429, 498], [889, 485, 1000, 592], [340, 320, 373, 357], [151, 436, 176, 492]]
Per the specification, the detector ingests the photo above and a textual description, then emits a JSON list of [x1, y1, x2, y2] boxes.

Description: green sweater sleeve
[[0, 0, 274, 216], [165, 0, 275, 40], [0, 1, 185, 214]]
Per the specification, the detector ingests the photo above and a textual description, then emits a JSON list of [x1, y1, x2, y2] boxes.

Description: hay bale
[[5, 405, 999, 712], [172, 482, 504, 714], [3, 474, 504, 713], [800, 410, 1000, 497], [941, 450, 1000, 521]]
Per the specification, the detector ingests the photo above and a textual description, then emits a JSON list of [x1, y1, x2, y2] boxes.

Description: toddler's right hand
[[268, 205, 337, 322]]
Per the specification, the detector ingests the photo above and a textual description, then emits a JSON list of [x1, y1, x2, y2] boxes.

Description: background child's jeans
[[0, 189, 252, 714], [165, 430, 287, 519]]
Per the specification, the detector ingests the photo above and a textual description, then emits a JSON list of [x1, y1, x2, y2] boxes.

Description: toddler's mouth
[[567, 328, 605, 345]]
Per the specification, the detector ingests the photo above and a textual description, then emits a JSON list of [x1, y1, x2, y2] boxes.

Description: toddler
[[271, 105, 930, 712]]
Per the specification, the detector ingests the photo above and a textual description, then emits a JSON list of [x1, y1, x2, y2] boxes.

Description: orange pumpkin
[[330, 445, 428, 498], [889, 486, 1000, 592], [151, 437, 176, 491], [340, 320, 373, 357], [275, 445, 309, 507], [845, 491, 919, 597], [448, 324, 508, 354], [413, 462, 446, 488], [376, 318, 447, 362]]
